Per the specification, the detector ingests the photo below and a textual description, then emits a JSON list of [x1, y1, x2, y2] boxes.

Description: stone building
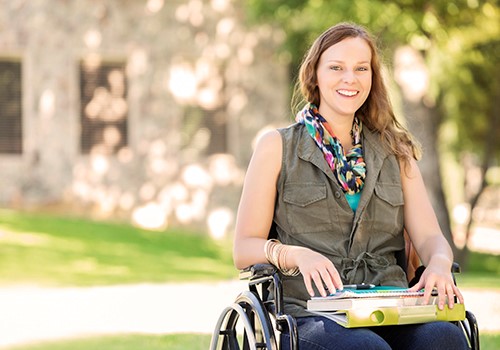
[[0, 0, 289, 237]]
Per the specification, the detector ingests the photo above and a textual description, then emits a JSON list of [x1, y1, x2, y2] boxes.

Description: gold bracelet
[[265, 239, 300, 276], [264, 239, 280, 266], [280, 245, 300, 276]]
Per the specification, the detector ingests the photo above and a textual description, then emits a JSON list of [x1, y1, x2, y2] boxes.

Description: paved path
[[0, 281, 498, 348]]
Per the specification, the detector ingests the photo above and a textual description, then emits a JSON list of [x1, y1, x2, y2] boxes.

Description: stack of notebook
[[307, 286, 465, 328]]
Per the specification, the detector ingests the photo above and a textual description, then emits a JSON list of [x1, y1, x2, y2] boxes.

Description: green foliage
[[0, 209, 236, 286], [245, 0, 500, 165]]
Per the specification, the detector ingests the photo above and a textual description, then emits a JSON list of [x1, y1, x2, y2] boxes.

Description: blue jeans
[[280, 315, 469, 350]]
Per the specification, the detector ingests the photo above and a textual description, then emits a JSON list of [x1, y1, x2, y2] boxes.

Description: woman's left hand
[[408, 258, 464, 310]]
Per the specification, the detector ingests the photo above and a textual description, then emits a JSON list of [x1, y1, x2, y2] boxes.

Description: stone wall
[[0, 0, 290, 237]]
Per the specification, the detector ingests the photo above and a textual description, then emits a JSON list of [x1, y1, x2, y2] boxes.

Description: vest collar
[[296, 123, 391, 179]]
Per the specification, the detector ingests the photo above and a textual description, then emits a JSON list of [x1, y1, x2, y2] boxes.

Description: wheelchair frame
[[210, 262, 480, 350]]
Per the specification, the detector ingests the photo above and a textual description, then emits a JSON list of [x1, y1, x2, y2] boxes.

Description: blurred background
[[0, 0, 498, 349]]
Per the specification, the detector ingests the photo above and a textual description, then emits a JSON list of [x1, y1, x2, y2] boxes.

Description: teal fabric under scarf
[[346, 192, 361, 211]]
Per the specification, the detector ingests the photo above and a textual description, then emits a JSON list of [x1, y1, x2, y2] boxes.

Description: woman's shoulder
[[252, 129, 283, 161], [277, 121, 303, 132], [276, 122, 306, 141], [252, 123, 305, 147], [253, 123, 305, 161]]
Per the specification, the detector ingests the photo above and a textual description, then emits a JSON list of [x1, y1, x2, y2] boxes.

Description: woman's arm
[[233, 129, 343, 296], [233, 130, 283, 269], [401, 158, 464, 309]]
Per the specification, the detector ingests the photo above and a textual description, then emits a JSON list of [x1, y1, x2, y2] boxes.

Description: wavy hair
[[293, 22, 421, 164]]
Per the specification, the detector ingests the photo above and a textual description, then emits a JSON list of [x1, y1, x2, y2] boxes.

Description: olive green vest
[[274, 123, 407, 317]]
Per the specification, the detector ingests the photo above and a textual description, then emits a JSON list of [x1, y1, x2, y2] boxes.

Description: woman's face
[[316, 37, 372, 121]]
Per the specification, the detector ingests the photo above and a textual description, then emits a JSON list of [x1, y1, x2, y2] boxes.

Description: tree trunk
[[456, 81, 500, 267], [394, 46, 457, 257], [403, 100, 455, 249]]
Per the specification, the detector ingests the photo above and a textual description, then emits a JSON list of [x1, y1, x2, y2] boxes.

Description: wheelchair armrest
[[239, 263, 277, 280], [452, 262, 461, 273]]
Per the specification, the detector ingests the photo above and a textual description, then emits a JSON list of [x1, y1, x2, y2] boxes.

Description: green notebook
[[308, 286, 441, 311], [311, 304, 466, 328]]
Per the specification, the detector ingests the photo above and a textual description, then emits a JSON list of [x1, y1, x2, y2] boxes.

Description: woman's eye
[[330, 66, 342, 71], [357, 66, 369, 71]]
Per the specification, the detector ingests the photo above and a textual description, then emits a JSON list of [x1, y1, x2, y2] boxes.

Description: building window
[[80, 58, 128, 154], [0, 58, 22, 154]]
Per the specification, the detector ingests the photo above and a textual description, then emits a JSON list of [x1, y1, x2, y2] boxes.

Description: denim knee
[[409, 322, 469, 350], [373, 321, 469, 350], [281, 316, 391, 350]]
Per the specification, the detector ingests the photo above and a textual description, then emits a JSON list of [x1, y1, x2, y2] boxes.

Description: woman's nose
[[342, 70, 355, 83]]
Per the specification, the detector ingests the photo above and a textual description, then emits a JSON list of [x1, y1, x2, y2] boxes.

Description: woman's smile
[[337, 89, 359, 97]]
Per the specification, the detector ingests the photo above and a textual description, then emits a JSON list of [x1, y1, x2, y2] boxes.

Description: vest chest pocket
[[374, 182, 404, 206], [283, 183, 332, 234], [369, 183, 404, 236]]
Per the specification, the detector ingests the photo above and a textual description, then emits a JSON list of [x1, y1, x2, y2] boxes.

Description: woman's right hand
[[291, 246, 343, 297]]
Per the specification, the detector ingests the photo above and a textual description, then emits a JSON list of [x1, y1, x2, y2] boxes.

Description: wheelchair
[[210, 230, 480, 349]]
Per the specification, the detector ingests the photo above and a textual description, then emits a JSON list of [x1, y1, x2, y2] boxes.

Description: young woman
[[233, 22, 468, 349]]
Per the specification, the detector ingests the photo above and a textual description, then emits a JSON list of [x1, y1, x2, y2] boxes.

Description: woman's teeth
[[337, 90, 358, 97]]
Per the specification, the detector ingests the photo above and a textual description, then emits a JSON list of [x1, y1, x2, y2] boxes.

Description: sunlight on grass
[[0, 209, 237, 287], [455, 251, 500, 289], [3, 333, 212, 350], [3, 332, 500, 350], [0, 230, 50, 246], [480, 332, 500, 350]]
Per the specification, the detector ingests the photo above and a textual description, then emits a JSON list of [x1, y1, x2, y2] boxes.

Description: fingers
[[407, 279, 424, 293], [413, 270, 463, 310], [435, 280, 447, 310], [311, 270, 327, 297], [303, 270, 329, 297], [301, 261, 343, 297], [303, 274, 316, 297], [453, 284, 465, 304]]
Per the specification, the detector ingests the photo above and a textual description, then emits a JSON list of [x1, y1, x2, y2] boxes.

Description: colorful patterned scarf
[[296, 104, 366, 195]]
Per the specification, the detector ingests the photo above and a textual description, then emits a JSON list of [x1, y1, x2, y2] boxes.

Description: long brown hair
[[293, 22, 421, 164]]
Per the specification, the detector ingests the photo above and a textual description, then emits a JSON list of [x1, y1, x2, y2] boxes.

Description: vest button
[[335, 191, 341, 198]]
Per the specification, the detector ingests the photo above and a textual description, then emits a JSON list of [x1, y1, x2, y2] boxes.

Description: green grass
[[4, 333, 212, 350], [454, 251, 500, 289], [3, 333, 500, 350], [480, 333, 500, 350], [0, 209, 237, 286]]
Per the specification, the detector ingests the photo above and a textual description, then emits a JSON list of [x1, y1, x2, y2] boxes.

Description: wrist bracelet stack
[[264, 239, 300, 276]]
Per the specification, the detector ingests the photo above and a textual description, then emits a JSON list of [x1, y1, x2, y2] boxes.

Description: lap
[[280, 315, 468, 350], [280, 316, 390, 350]]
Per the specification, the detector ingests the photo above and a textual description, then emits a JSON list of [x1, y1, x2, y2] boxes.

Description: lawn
[[0, 209, 237, 286], [454, 251, 500, 289], [5, 334, 212, 350], [0, 208, 498, 350]]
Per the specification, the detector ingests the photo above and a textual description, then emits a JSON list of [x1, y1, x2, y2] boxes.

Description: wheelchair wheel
[[464, 311, 480, 350], [210, 290, 278, 350]]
